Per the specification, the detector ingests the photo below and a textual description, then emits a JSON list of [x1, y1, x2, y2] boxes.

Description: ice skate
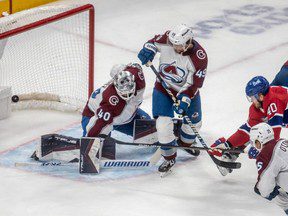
[[158, 158, 176, 177]]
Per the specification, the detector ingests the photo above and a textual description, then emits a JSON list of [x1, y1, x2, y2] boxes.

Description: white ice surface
[[0, 0, 288, 215]]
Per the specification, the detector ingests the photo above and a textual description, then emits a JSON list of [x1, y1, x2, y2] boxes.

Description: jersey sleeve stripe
[[268, 115, 283, 127], [239, 123, 251, 134]]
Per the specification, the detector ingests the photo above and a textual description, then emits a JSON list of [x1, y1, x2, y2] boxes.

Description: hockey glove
[[209, 137, 231, 157], [173, 94, 191, 115], [262, 186, 280, 201], [137, 43, 157, 65], [248, 146, 259, 159]]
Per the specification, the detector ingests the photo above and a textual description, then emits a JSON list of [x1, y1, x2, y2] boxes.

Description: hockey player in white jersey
[[250, 123, 288, 215], [138, 24, 208, 173]]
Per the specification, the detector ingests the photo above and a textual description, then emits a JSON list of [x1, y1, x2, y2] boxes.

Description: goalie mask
[[110, 64, 126, 78], [114, 70, 136, 101], [250, 123, 274, 150]]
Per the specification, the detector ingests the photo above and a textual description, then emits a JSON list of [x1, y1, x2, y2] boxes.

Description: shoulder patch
[[196, 49, 206, 60], [109, 95, 119, 106]]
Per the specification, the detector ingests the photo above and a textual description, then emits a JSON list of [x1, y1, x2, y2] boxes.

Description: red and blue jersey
[[228, 86, 288, 147]]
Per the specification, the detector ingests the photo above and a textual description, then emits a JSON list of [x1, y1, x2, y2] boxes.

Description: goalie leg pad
[[113, 108, 151, 136], [79, 137, 103, 174], [35, 134, 80, 161]]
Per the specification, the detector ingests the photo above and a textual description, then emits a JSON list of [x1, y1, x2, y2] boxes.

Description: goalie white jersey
[[82, 64, 146, 137]]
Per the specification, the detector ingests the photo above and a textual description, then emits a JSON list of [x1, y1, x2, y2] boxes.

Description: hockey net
[[0, 1, 94, 112]]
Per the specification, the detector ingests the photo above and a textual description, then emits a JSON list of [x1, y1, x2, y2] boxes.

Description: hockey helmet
[[110, 64, 126, 78], [245, 76, 269, 102], [250, 123, 274, 149], [168, 24, 193, 46], [114, 70, 136, 101]]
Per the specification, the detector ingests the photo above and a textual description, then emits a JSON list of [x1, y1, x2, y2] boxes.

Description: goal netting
[[0, 1, 94, 112]]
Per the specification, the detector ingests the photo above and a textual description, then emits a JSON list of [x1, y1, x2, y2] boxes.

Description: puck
[[11, 95, 19, 103]]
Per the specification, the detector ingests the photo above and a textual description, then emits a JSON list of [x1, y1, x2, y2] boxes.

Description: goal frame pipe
[[0, 4, 95, 97]]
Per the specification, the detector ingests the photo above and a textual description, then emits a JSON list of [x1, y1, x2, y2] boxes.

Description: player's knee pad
[[156, 116, 175, 144], [180, 120, 202, 144]]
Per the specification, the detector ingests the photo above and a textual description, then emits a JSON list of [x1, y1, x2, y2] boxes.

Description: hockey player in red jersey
[[138, 24, 208, 173], [249, 123, 288, 215], [209, 67, 288, 175], [82, 63, 150, 140]]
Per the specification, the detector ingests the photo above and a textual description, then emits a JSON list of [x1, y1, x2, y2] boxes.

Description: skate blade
[[159, 169, 172, 178]]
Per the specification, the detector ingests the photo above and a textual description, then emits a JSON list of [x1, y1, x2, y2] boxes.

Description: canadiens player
[[82, 63, 150, 141], [137, 24, 208, 173], [209, 60, 288, 175], [250, 123, 288, 215]]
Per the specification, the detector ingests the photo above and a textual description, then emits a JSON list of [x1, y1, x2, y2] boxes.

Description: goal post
[[0, 1, 95, 112]]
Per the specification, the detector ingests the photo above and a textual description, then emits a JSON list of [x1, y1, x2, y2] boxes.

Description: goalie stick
[[147, 63, 241, 170], [15, 160, 151, 169], [100, 136, 241, 169]]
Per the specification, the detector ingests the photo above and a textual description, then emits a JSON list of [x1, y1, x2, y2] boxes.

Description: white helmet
[[168, 24, 194, 46], [250, 123, 274, 149], [113, 70, 136, 101]]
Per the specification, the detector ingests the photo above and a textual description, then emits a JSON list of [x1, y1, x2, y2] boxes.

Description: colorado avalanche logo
[[196, 50, 206, 60], [109, 95, 119, 106], [159, 61, 186, 83]]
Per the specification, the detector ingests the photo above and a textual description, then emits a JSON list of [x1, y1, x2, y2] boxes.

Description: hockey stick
[[15, 160, 151, 169], [103, 136, 244, 154], [147, 63, 241, 169]]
